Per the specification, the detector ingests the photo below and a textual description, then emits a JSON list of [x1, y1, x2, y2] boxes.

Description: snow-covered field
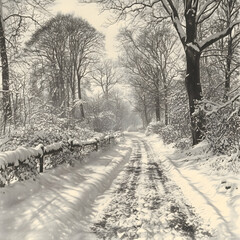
[[0, 132, 240, 239]]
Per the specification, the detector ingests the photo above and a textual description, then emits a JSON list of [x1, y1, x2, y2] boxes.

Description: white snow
[[0, 144, 43, 170], [144, 133, 240, 239], [0, 138, 132, 240], [44, 142, 63, 153], [1, 132, 240, 239], [186, 42, 200, 52]]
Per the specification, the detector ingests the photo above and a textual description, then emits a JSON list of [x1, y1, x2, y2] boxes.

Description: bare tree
[[26, 14, 104, 120], [91, 59, 119, 100], [67, 18, 104, 118], [0, 0, 53, 133], [213, 0, 240, 100], [119, 25, 178, 125], [86, 0, 240, 145], [0, 0, 11, 132]]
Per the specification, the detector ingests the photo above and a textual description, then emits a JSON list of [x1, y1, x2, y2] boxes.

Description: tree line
[[0, 2, 131, 134], [1, 0, 240, 154], [88, 0, 240, 148]]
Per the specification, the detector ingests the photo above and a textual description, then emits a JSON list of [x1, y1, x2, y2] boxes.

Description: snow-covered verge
[[0, 137, 132, 240], [143, 133, 240, 239], [0, 130, 119, 187]]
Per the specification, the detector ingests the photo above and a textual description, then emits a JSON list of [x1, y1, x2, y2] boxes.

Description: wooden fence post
[[40, 145, 44, 173], [40, 156, 43, 173], [95, 141, 98, 151], [69, 140, 74, 152]]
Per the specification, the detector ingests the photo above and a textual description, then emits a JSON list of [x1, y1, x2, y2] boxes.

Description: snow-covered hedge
[[0, 145, 43, 170], [0, 133, 119, 187], [198, 97, 240, 156], [145, 122, 183, 144], [0, 145, 43, 187], [145, 122, 164, 136]]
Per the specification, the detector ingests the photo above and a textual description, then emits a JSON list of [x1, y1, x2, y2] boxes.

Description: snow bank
[[0, 144, 43, 170], [44, 142, 63, 153], [144, 133, 240, 239], [0, 138, 132, 240]]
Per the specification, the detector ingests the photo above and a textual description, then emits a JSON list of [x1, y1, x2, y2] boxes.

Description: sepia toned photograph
[[0, 0, 240, 239]]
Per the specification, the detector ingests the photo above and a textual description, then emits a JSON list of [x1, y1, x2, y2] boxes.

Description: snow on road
[[1, 133, 239, 239], [0, 138, 132, 240], [145, 133, 240, 239], [73, 136, 213, 240]]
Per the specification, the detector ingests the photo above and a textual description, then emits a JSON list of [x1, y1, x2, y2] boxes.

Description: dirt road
[[78, 136, 214, 239]]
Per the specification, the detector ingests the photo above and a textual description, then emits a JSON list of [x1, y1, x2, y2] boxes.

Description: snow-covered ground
[[0, 132, 240, 239], [73, 136, 214, 240], [0, 138, 132, 240], [144, 133, 240, 239]]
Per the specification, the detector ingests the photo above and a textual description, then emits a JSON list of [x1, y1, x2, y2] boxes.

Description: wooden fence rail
[[0, 133, 120, 178]]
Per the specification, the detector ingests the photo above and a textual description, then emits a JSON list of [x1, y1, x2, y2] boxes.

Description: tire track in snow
[[141, 140, 213, 239], [87, 137, 214, 239], [91, 139, 143, 239]]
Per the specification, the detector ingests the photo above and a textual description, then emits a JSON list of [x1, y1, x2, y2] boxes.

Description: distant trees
[[88, 59, 128, 132], [26, 14, 104, 120], [91, 59, 119, 101], [0, 0, 54, 133], [86, 90, 129, 132], [119, 24, 178, 126], [88, 0, 240, 145]]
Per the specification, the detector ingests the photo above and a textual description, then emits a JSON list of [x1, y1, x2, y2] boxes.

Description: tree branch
[[4, 14, 42, 26], [197, 1, 222, 24], [199, 21, 240, 51], [196, 0, 219, 23], [162, 0, 186, 45]]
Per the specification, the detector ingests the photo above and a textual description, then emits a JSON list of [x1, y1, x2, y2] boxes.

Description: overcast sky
[[51, 0, 121, 59]]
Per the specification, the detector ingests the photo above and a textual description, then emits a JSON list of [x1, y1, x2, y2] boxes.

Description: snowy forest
[[0, 0, 240, 239]]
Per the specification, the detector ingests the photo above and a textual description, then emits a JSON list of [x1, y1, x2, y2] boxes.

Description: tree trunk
[[224, 34, 233, 100], [162, 70, 168, 125], [77, 74, 85, 119], [155, 93, 160, 122], [143, 94, 149, 127], [59, 68, 65, 109], [0, 5, 11, 131], [183, 3, 205, 145], [164, 88, 168, 125], [185, 47, 204, 145]]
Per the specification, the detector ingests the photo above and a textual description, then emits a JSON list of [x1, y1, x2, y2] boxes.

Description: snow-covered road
[[1, 133, 238, 239], [0, 138, 132, 240], [73, 136, 213, 239]]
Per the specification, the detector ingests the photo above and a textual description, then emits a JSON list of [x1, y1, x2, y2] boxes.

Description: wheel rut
[[90, 138, 214, 239]]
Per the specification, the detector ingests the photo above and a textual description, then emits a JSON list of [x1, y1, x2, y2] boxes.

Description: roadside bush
[[145, 122, 164, 136], [160, 125, 180, 144], [174, 138, 191, 150], [145, 122, 189, 145], [200, 98, 240, 156]]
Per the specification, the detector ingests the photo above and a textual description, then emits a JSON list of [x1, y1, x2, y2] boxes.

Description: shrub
[[145, 122, 189, 145], [145, 122, 164, 136], [199, 97, 240, 155], [174, 138, 191, 150]]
